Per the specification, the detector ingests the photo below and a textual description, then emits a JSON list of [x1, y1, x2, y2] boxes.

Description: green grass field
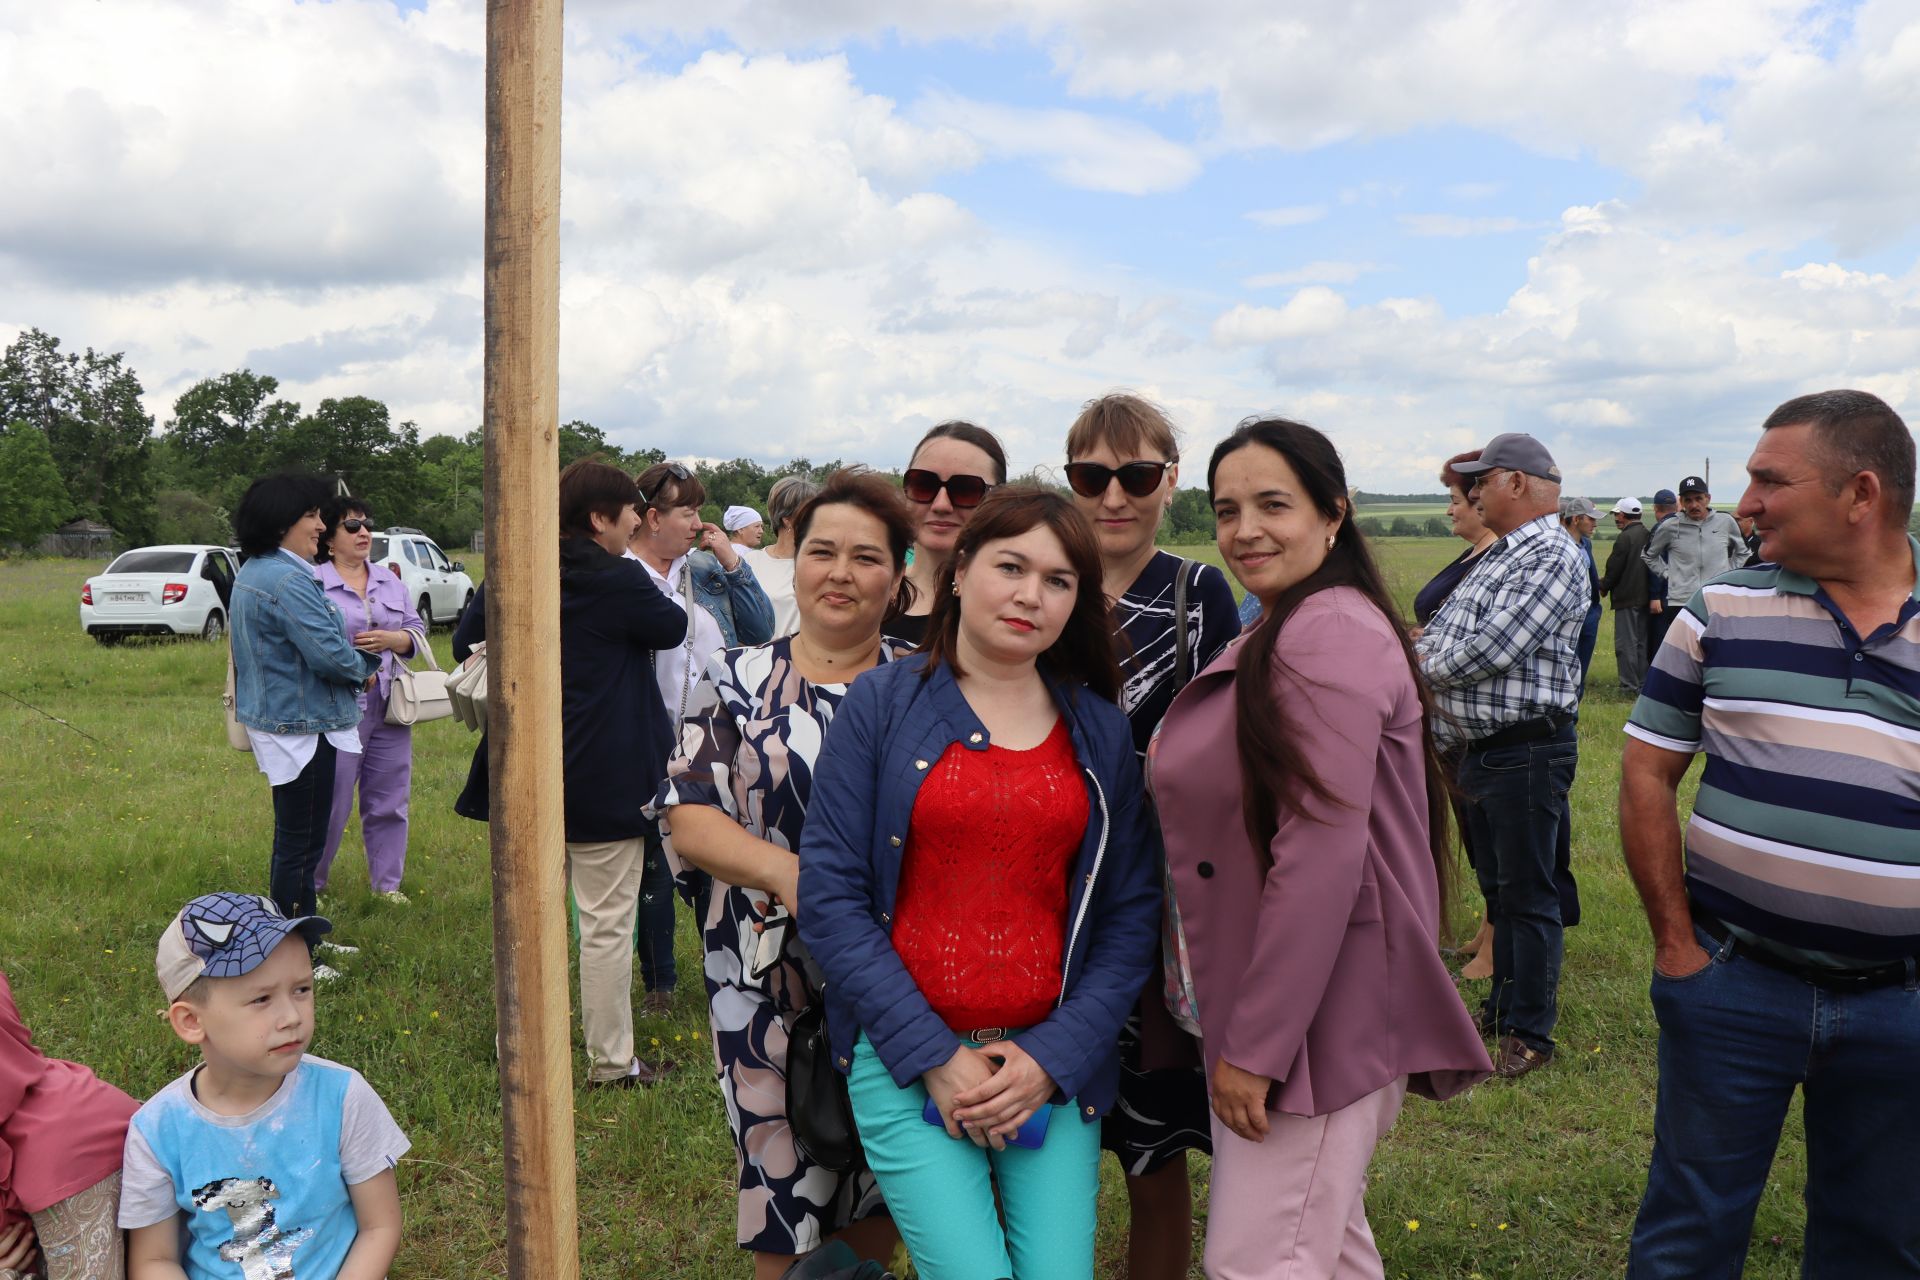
[[0, 544, 1812, 1278]]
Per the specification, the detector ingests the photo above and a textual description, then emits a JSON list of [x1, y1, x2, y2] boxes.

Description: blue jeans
[[1627, 925, 1920, 1279], [847, 1033, 1099, 1280], [270, 734, 336, 920], [637, 826, 711, 994], [1458, 721, 1576, 1052]]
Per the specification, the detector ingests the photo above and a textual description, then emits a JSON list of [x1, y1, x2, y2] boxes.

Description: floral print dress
[[648, 636, 893, 1254]]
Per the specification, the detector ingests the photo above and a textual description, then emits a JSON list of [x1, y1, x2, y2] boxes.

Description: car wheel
[[418, 595, 434, 630], [202, 610, 226, 641], [93, 632, 122, 647]]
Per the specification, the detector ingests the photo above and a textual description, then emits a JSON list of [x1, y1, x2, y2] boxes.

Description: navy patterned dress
[[1101, 551, 1241, 1174], [648, 637, 894, 1254]]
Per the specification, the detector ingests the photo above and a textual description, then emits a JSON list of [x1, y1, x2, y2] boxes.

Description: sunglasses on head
[[638, 461, 693, 509], [1064, 460, 1172, 499], [338, 518, 372, 533], [902, 468, 992, 508]]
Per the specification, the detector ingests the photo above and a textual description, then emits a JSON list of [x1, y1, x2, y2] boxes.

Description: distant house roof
[[59, 518, 115, 533]]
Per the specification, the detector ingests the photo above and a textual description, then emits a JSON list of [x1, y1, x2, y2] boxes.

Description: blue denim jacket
[[231, 550, 379, 734], [796, 655, 1160, 1121], [689, 549, 775, 647]]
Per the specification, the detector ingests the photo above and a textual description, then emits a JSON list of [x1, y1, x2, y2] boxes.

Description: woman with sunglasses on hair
[[890, 421, 1008, 646], [798, 486, 1159, 1280], [628, 461, 774, 1015], [1152, 420, 1489, 1278], [1062, 393, 1238, 1280], [648, 469, 914, 1280], [314, 495, 424, 908]]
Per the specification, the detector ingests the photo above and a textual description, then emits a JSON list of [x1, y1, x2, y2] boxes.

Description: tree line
[[0, 327, 1225, 554]]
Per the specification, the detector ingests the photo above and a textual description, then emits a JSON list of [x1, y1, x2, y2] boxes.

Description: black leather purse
[[786, 1001, 862, 1173]]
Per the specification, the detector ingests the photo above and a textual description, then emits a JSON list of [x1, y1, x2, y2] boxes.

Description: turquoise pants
[[847, 1033, 1098, 1280]]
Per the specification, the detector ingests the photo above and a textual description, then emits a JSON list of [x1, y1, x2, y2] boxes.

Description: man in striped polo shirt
[[1621, 389, 1920, 1278]]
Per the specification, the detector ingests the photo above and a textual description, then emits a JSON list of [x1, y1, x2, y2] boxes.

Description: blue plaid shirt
[[1416, 513, 1588, 747]]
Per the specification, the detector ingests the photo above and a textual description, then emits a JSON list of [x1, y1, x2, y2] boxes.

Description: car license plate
[[109, 592, 145, 603]]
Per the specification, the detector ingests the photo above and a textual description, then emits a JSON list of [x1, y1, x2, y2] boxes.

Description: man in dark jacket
[[1600, 497, 1652, 695]]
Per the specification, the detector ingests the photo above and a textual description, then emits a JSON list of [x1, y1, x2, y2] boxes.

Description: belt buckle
[[969, 1027, 1006, 1043]]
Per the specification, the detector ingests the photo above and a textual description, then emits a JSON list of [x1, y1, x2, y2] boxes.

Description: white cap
[[722, 505, 763, 532], [1610, 497, 1643, 516]]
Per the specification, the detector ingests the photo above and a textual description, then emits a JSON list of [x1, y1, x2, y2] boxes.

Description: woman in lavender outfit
[[315, 495, 424, 905]]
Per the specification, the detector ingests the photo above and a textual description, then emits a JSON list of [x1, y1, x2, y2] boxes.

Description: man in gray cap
[[1642, 476, 1746, 622], [1599, 498, 1652, 694], [1417, 433, 1590, 1080], [1560, 496, 1603, 694]]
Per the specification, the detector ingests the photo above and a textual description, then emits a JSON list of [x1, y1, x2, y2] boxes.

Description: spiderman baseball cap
[[156, 892, 332, 1001]]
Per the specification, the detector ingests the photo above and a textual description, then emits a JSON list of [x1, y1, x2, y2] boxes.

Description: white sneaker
[[317, 941, 360, 956], [374, 890, 411, 906], [313, 964, 343, 982]]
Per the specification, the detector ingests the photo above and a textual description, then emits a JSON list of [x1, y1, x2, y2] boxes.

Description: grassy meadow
[[0, 541, 1813, 1279]]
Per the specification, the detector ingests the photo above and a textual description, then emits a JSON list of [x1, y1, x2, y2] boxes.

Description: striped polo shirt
[[1626, 539, 1920, 967]]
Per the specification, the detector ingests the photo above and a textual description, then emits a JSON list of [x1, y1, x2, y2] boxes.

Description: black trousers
[[270, 735, 338, 919]]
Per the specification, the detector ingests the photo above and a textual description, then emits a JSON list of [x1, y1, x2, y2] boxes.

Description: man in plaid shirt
[[1417, 433, 1589, 1080]]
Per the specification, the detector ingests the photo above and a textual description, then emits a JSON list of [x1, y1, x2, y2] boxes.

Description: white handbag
[[222, 651, 252, 751], [446, 640, 488, 733], [385, 630, 453, 726]]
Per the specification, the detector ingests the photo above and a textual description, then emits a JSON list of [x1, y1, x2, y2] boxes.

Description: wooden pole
[[484, 2, 576, 1276]]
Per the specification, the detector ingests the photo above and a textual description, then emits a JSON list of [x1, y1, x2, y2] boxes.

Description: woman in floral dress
[[650, 469, 914, 1280]]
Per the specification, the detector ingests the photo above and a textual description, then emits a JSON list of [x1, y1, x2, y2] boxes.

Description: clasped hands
[[923, 1041, 1055, 1151]]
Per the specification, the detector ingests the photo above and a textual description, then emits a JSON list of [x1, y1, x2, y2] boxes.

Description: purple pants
[[317, 682, 413, 893]]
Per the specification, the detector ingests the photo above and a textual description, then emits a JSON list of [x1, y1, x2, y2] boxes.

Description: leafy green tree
[[0, 423, 74, 548], [164, 370, 301, 506], [272, 396, 424, 519], [153, 490, 232, 546], [1156, 487, 1216, 545], [0, 328, 156, 543]]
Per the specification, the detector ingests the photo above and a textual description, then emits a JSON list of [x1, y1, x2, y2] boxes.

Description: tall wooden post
[[484, 1, 577, 1276]]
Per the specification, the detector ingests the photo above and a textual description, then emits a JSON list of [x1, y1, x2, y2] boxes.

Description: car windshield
[[106, 551, 196, 574]]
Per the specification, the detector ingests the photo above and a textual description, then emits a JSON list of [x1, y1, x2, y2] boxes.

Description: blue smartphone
[[922, 1097, 1051, 1150]]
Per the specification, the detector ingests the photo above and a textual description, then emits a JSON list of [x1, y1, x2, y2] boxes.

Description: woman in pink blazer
[[1151, 418, 1490, 1279]]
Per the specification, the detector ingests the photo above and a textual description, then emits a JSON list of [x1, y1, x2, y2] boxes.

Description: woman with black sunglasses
[[1063, 393, 1239, 1280], [890, 420, 1008, 646]]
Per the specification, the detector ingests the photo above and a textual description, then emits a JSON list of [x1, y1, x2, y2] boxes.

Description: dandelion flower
[[1405, 1220, 1420, 1232]]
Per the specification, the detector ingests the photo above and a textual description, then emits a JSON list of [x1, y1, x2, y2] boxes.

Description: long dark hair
[[919, 485, 1121, 702], [1208, 418, 1454, 913]]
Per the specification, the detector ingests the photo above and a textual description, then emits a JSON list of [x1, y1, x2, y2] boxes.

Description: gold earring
[[1327, 534, 1336, 550], [951, 583, 960, 596]]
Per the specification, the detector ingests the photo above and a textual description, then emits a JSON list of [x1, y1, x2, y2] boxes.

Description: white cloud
[[1245, 205, 1328, 228], [1242, 262, 1385, 288], [1547, 398, 1639, 427], [914, 92, 1200, 195]]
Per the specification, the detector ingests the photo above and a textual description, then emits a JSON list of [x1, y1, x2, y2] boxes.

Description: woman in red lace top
[[798, 487, 1160, 1280]]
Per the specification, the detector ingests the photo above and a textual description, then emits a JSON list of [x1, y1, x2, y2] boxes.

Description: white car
[[80, 545, 238, 644], [369, 528, 475, 629]]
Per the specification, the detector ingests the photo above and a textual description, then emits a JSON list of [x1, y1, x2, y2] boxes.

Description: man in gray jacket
[[1599, 498, 1652, 694], [1641, 476, 1746, 630]]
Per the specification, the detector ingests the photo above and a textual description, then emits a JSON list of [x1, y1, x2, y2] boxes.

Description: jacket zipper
[[1057, 767, 1110, 1005]]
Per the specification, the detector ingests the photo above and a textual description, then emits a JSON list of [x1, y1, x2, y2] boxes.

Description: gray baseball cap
[[1449, 433, 1563, 483], [156, 892, 331, 1002], [1561, 496, 1599, 520]]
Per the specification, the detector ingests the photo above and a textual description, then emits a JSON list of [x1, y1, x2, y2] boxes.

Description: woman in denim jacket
[[229, 473, 379, 926], [797, 487, 1159, 1280]]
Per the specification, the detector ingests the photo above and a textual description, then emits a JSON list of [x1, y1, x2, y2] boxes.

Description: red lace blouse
[[891, 717, 1090, 1032]]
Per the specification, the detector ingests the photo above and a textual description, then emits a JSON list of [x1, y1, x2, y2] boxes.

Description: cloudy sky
[[4, 0, 1917, 495]]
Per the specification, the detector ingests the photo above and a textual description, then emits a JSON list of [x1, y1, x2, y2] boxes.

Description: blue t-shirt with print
[[120, 1056, 407, 1280]]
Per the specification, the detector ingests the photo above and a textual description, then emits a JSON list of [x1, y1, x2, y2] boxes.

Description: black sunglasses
[[1064, 460, 1172, 499], [902, 468, 992, 508], [337, 518, 372, 534], [638, 461, 693, 509]]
